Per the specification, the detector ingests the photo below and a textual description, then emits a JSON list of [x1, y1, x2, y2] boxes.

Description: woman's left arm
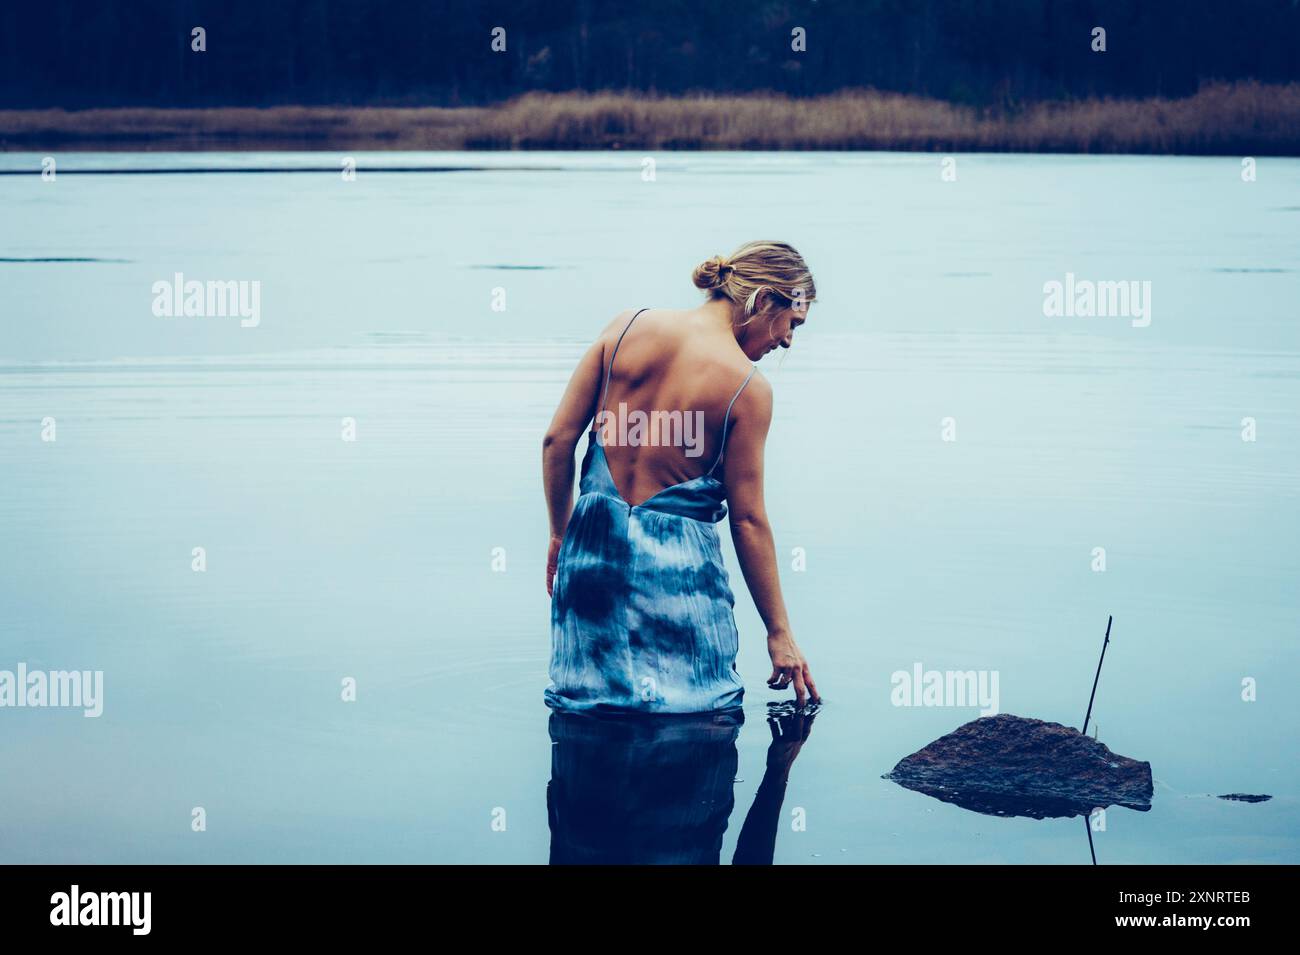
[[541, 333, 610, 595]]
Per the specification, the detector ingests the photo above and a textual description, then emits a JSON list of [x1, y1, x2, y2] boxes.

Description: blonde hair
[[691, 240, 816, 320]]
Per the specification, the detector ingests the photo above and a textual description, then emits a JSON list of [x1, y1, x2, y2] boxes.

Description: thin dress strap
[[596, 308, 649, 423], [706, 365, 757, 476]]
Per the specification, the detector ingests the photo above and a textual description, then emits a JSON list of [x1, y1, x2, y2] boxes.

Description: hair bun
[[692, 255, 733, 291], [690, 241, 816, 312]]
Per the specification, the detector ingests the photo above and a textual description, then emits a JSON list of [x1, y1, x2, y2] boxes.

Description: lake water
[[1, 151, 1297, 863]]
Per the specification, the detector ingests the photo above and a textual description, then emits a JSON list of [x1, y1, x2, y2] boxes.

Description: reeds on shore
[[2, 82, 1297, 154]]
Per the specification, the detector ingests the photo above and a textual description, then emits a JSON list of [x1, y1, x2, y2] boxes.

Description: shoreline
[[3, 83, 1298, 155]]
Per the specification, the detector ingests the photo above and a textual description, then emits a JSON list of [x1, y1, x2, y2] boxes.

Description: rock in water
[[884, 714, 1154, 819]]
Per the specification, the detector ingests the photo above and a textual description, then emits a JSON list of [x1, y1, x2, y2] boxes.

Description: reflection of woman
[[546, 706, 817, 865], [542, 241, 821, 714]]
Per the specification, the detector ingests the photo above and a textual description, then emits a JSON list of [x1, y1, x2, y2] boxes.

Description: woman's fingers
[[767, 661, 819, 708], [791, 669, 809, 706], [768, 667, 797, 695], [802, 666, 820, 703], [546, 537, 562, 598]]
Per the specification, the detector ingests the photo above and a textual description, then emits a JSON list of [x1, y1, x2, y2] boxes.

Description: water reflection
[[546, 703, 818, 865], [886, 778, 1149, 821]]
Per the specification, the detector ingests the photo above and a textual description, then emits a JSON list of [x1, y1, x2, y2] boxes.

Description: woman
[[542, 240, 820, 713]]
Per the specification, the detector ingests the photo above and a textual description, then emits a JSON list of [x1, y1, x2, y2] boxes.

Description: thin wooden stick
[[1082, 615, 1113, 736]]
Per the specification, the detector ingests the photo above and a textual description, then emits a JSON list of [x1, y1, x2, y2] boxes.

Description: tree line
[[2, 0, 1296, 109]]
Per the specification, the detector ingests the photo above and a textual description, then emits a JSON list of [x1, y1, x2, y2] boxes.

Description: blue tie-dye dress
[[546, 310, 757, 715]]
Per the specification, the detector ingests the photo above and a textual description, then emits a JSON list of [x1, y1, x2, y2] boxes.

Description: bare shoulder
[[597, 308, 640, 341], [732, 367, 773, 422], [600, 307, 690, 354], [744, 367, 773, 399]]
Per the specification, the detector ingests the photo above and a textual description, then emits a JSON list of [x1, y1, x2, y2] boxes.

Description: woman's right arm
[[721, 374, 820, 706], [542, 313, 633, 595]]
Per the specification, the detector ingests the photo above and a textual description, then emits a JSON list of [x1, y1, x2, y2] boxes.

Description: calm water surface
[[1, 152, 1297, 863]]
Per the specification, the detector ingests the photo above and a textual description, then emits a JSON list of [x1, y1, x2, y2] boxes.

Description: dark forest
[[2, 0, 1297, 109]]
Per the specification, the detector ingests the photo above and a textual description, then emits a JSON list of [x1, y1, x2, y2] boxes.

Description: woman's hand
[[546, 535, 563, 597], [767, 630, 820, 707]]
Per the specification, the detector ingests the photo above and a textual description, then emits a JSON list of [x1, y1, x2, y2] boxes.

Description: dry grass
[[3, 83, 1298, 154], [0, 104, 492, 151]]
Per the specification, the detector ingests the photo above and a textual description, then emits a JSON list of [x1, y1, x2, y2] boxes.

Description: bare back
[[594, 308, 756, 508]]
